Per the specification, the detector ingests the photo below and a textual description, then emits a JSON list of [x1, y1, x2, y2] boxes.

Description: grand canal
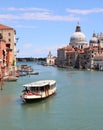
[[0, 62, 103, 130]]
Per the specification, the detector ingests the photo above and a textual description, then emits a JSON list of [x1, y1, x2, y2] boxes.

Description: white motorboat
[[20, 80, 56, 102]]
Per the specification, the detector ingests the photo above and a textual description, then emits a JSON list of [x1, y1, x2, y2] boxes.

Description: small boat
[[20, 80, 57, 102], [27, 71, 39, 75], [19, 71, 27, 76], [15, 73, 20, 77], [4, 76, 18, 82]]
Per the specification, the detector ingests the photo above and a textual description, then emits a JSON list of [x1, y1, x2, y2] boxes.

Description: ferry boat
[[20, 80, 56, 102]]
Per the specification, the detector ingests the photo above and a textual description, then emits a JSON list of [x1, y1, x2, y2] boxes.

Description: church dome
[[90, 32, 98, 44], [69, 24, 87, 48]]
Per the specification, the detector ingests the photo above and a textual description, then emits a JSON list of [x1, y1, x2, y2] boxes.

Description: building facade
[[0, 24, 16, 67], [46, 51, 56, 66], [0, 24, 17, 76], [57, 24, 103, 70], [57, 23, 88, 68]]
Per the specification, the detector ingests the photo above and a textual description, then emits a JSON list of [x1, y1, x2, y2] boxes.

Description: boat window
[[31, 87, 39, 91], [30, 87, 35, 91], [50, 83, 56, 89], [40, 87, 44, 91], [44, 84, 50, 90]]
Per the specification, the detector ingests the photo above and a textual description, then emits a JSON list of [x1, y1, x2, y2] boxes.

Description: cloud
[[66, 8, 103, 15], [1, 7, 103, 22], [15, 24, 38, 28], [20, 12, 79, 21], [19, 43, 59, 57], [0, 13, 79, 21], [0, 7, 79, 22], [1, 7, 49, 12]]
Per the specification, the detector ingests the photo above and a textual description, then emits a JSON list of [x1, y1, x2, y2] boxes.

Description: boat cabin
[[22, 80, 56, 95]]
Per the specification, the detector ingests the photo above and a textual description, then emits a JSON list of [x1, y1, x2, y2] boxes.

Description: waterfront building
[[66, 47, 79, 68], [57, 23, 88, 68], [0, 24, 17, 75], [57, 23, 103, 70], [89, 32, 98, 46], [0, 34, 7, 76], [94, 53, 103, 70], [57, 46, 69, 67], [97, 33, 103, 48], [46, 51, 56, 66], [89, 32, 103, 69], [56, 22, 103, 71], [57, 45, 74, 67], [0, 24, 17, 67]]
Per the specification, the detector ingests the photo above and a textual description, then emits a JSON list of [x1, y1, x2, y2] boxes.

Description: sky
[[0, 0, 103, 58]]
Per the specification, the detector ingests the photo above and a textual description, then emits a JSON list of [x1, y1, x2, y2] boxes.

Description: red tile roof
[[0, 24, 13, 30], [95, 53, 103, 57]]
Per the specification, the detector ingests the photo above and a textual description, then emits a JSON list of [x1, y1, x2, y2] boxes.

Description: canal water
[[0, 62, 103, 130]]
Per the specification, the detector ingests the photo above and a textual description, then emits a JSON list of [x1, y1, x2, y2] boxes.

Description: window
[[8, 38, 11, 42], [8, 33, 11, 36]]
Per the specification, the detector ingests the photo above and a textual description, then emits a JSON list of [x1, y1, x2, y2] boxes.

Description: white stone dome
[[70, 32, 87, 44], [90, 33, 98, 44], [69, 24, 87, 48]]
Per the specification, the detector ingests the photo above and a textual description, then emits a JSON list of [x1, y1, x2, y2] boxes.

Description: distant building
[[57, 23, 88, 68], [89, 32, 98, 46], [46, 51, 56, 65], [94, 53, 103, 70], [89, 32, 103, 69], [57, 23, 103, 70], [57, 45, 75, 67], [97, 33, 103, 47]]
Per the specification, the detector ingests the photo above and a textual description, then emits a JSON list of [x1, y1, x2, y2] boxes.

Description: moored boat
[[20, 80, 56, 102], [19, 71, 27, 76], [4, 76, 18, 82], [27, 71, 39, 75]]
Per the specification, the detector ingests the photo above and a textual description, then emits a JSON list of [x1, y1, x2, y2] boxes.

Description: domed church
[[89, 32, 98, 46], [69, 23, 88, 49]]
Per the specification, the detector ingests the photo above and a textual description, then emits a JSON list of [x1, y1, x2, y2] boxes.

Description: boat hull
[[21, 87, 56, 103], [23, 92, 56, 103], [4, 76, 18, 82]]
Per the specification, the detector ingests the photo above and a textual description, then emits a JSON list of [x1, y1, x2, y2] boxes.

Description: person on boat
[[25, 87, 30, 93], [22, 87, 29, 95]]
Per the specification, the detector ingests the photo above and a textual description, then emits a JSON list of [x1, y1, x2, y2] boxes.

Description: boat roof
[[23, 80, 56, 88]]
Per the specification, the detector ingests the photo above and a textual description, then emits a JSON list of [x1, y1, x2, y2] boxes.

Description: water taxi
[[20, 80, 56, 102]]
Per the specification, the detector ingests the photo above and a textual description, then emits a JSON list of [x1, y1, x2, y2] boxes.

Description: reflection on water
[[21, 94, 56, 112], [0, 95, 13, 105]]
